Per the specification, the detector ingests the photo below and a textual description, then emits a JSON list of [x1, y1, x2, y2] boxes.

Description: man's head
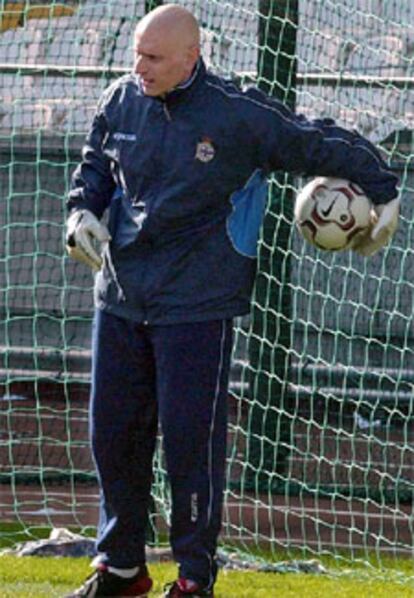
[[134, 4, 200, 97]]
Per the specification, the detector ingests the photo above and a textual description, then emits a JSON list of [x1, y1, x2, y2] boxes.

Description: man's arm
[[67, 109, 116, 218], [66, 100, 115, 269], [242, 87, 398, 203], [240, 87, 399, 254]]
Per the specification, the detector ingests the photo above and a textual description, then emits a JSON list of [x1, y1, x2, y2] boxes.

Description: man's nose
[[134, 56, 146, 74]]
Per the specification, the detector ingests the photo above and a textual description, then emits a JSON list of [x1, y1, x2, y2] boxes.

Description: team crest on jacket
[[195, 137, 215, 163]]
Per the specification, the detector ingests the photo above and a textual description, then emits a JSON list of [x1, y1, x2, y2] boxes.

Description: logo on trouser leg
[[191, 493, 198, 522]]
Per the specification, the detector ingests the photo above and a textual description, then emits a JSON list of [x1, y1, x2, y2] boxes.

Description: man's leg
[[90, 309, 158, 568], [153, 319, 233, 590]]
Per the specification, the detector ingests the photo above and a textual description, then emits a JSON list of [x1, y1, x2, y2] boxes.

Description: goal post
[[0, 0, 413, 574], [244, 0, 298, 494]]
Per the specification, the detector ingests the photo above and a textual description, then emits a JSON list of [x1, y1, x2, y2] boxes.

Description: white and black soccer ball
[[294, 177, 374, 251]]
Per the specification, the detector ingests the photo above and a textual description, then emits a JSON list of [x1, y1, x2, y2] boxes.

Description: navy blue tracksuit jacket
[[68, 58, 398, 325], [68, 58, 399, 588]]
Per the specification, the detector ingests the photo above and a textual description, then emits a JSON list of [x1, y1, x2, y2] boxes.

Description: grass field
[[0, 523, 413, 597], [0, 553, 413, 597]]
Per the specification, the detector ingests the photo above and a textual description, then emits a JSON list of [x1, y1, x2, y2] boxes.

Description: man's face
[[134, 27, 197, 97]]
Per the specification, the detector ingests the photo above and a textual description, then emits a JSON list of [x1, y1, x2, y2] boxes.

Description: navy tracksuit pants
[[90, 309, 233, 588]]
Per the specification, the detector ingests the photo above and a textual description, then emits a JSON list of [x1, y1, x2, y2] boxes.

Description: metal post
[[245, 0, 298, 493]]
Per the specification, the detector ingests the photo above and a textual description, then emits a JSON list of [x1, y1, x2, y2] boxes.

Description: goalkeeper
[[65, 4, 399, 597]]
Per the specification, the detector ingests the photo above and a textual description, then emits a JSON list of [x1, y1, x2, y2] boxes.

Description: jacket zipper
[[140, 100, 171, 325], [163, 101, 172, 122]]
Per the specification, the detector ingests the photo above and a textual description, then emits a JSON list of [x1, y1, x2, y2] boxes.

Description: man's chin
[[141, 83, 160, 96]]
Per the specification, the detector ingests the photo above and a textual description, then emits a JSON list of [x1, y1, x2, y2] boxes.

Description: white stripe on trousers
[[206, 320, 228, 588]]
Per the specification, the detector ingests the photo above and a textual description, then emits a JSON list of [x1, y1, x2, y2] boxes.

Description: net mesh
[[1, 0, 413, 574]]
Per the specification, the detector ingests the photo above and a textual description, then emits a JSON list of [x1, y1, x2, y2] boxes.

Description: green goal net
[[1, 0, 413, 577]]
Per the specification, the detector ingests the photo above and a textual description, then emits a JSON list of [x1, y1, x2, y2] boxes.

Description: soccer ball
[[294, 177, 374, 251]]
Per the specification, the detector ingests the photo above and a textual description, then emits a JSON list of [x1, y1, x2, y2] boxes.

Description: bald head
[[134, 4, 200, 96], [136, 4, 200, 49]]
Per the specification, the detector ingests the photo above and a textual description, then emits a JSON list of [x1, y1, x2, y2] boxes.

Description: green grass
[[1, 524, 413, 597], [0, 555, 413, 598]]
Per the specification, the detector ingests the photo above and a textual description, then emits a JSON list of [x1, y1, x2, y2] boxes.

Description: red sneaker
[[163, 577, 214, 597], [65, 563, 153, 597]]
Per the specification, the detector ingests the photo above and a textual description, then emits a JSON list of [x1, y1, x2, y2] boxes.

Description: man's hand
[[66, 209, 111, 271], [353, 197, 400, 257]]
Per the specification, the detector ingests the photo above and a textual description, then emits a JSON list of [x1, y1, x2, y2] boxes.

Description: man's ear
[[187, 45, 200, 68]]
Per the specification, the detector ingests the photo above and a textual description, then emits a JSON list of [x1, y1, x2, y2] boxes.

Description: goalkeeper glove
[[352, 197, 400, 257], [66, 209, 111, 271]]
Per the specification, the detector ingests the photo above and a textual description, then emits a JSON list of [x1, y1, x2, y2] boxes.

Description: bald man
[[65, 4, 399, 597]]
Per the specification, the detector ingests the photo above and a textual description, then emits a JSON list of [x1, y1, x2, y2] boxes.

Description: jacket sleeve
[[242, 87, 399, 205], [67, 99, 116, 218]]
